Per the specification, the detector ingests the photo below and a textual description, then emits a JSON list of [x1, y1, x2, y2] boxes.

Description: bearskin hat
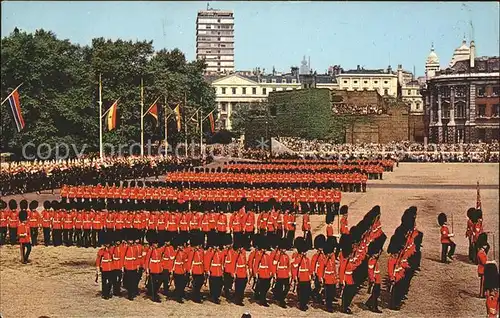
[[19, 210, 28, 222], [466, 207, 476, 220], [314, 234, 326, 250], [339, 205, 349, 215], [324, 236, 337, 255], [387, 232, 405, 255], [29, 200, 39, 211], [414, 231, 424, 248], [278, 238, 288, 250], [476, 232, 488, 249], [368, 233, 387, 256], [294, 236, 307, 253], [19, 199, 28, 210], [408, 206, 417, 217], [484, 263, 499, 291], [476, 209, 483, 220], [340, 234, 353, 258], [0, 200, 7, 210], [51, 200, 59, 210], [8, 199, 17, 210], [437, 213, 447, 226]]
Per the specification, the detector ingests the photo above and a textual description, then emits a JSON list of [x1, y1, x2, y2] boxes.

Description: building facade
[[422, 41, 500, 143], [196, 9, 234, 74], [335, 66, 399, 97]]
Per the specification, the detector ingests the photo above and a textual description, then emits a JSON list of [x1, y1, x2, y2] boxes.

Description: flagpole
[[140, 78, 144, 157], [184, 92, 188, 157], [200, 108, 203, 159], [99, 74, 103, 160], [164, 94, 168, 152], [1, 83, 24, 106]]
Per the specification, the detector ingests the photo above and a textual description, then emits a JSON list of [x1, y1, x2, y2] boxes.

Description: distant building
[[336, 65, 399, 97], [422, 40, 500, 143], [196, 8, 234, 74], [397, 64, 424, 114]]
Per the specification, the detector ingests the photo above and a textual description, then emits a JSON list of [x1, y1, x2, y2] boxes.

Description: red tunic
[[17, 222, 31, 244]]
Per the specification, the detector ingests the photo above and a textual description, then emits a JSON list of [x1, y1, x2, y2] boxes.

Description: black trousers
[[234, 277, 248, 304], [43, 227, 51, 245], [74, 229, 82, 246], [148, 273, 162, 301], [191, 274, 204, 302], [101, 271, 114, 298], [63, 229, 74, 246], [113, 270, 122, 296], [209, 276, 223, 301], [91, 229, 99, 247], [9, 227, 17, 244], [82, 229, 91, 247], [324, 284, 336, 310], [21, 243, 32, 262], [297, 281, 311, 309], [257, 278, 271, 305], [207, 230, 216, 248], [30, 227, 39, 245], [312, 276, 322, 303], [468, 238, 476, 262], [342, 284, 356, 311], [223, 272, 234, 297], [285, 230, 295, 250], [441, 242, 456, 262], [123, 269, 138, 298], [390, 280, 402, 309], [273, 278, 290, 303], [0, 227, 7, 245], [366, 283, 381, 309], [160, 270, 171, 295], [173, 273, 187, 300], [233, 232, 241, 248], [53, 229, 63, 246]]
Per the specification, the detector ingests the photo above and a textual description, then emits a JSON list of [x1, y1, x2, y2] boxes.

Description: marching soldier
[[96, 232, 115, 299], [205, 236, 224, 304], [438, 213, 455, 263], [248, 235, 264, 301], [223, 233, 237, 299], [172, 237, 188, 303], [52, 202, 63, 246], [160, 238, 174, 297], [302, 212, 312, 250], [91, 209, 103, 248], [339, 205, 349, 235], [0, 200, 8, 245], [292, 237, 312, 311], [74, 207, 84, 246], [273, 238, 291, 308], [28, 201, 40, 245], [8, 199, 19, 245], [122, 230, 139, 300], [145, 233, 164, 302], [365, 234, 387, 313], [465, 207, 476, 262], [112, 237, 125, 297], [320, 236, 338, 313], [233, 239, 249, 306], [216, 208, 228, 245], [255, 238, 272, 307], [18, 209, 31, 263], [186, 233, 205, 303], [82, 208, 92, 247], [284, 206, 296, 250], [311, 234, 327, 304], [243, 201, 255, 250], [340, 234, 357, 314], [484, 262, 499, 318], [476, 233, 490, 298]]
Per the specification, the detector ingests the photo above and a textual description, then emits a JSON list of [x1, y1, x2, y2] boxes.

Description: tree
[[230, 102, 269, 136]]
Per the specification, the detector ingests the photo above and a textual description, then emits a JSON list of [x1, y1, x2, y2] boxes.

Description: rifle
[[451, 212, 454, 234], [291, 279, 297, 294], [95, 271, 99, 284]]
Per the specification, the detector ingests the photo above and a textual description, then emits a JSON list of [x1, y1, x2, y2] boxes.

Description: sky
[[1, 1, 499, 76]]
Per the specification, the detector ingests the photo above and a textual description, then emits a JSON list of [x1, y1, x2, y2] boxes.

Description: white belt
[[150, 259, 161, 263], [225, 260, 232, 263], [125, 257, 136, 260], [277, 266, 287, 269], [113, 257, 121, 261], [299, 269, 308, 272], [193, 262, 202, 265], [374, 270, 380, 274], [162, 258, 170, 261], [174, 262, 184, 265], [345, 271, 353, 274], [236, 265, 246, 268], [325, 271, 334, 274], [212, 264, 221, 266], [102, 259, 112, 263], [259, 265, 269, 269], [368, 265, 374, 269]]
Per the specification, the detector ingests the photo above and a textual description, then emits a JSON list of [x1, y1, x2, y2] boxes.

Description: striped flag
[[174, 103, 181, 132], [107, 99, 118, 131], [476, 181, 481, 209], [8, 87, 25, 132], [208, 112, 215, 133]]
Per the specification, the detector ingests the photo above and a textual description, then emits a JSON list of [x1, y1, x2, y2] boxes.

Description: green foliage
[[230, 101, 269, 136], [1, 28, 216, 157]]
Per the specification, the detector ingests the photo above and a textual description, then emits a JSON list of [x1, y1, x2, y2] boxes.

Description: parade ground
[[1, 162, 499, 318]]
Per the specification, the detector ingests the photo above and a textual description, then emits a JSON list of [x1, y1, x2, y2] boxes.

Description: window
[[272, 88, 276, 91], [242, 87, 246, 95], [493, 104, 500, 117], [272, 79, 276, 83], [232, 87, 236, 94], [221, 102, 227, 112], [416, 103, 420, 110], [217, 62, 221, 66], [261, 79, 266, 83], [252, 87, 257, 95], [477, 129, 486, 142], [478, 104, 486, 117], [456, 128, 464, 142], [262, 88, 267, 95], [384, 89, 388, 95], [384, 81, 388, 85], [353, 80, 358, 84], [343, 80, 348, 84], [282, 79, 287, 83], [364, 80, 368, 84], [218, 37, 221, 41], [457, 103, 466, 118], [221, 119, 227, 128], [477, 86, 486, 97], [374, 80, 378, 84], [408, 90, 412, 95], [292, 79, 297, 83], [221, 87, 226, 94], [493, 86, 500, 97], [217, 19, 221, 23]]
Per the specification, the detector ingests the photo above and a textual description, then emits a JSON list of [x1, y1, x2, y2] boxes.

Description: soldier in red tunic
[[205, 235, 224, 304], [28, 200, 40, 245], [292, 236, 312, 311], [273, 238, 291, 308], [311, 235, 327, 304], [484, 263, 499, 318], [18, 209, 31, 264], [476, 233, 490, 298], [186, 233, 205, 303], [96, 232, 115, 299], [365, 234, 387, 313], [0, 200, 9, 245], [438, 213, 455, 263], [8, 199, 19, 245], [320, 236, 338, 312], [233, 238, 249, 306]]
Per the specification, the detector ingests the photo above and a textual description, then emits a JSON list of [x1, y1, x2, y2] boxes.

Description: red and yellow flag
[[107, 99, 118, 131], [174, 103, 181, 132], [146, 100, 159, 126], [476, 181, 481, 209], [208, 112, 215, 133]]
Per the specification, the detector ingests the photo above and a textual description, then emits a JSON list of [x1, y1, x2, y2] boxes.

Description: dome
[[449, 39, 470, 67], [426, 45, 440, 65]]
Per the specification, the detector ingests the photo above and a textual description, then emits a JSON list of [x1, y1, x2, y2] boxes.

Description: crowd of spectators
[[0, 156, 204, 196], [332, 103, 384, 115]]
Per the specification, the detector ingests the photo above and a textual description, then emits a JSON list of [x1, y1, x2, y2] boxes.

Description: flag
[[476, 181, 481, 209], [107, 99, 118, 131], [174, 103, 181, 132], [208, 112, 215, 133], [8, 87, 25, 132], [146, 101, 159, 126]]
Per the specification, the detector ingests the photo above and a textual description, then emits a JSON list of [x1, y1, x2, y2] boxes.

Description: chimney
[[387, 65, 392, 73], [357, 65, 360, 71], [470, 40, 475, 68]]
